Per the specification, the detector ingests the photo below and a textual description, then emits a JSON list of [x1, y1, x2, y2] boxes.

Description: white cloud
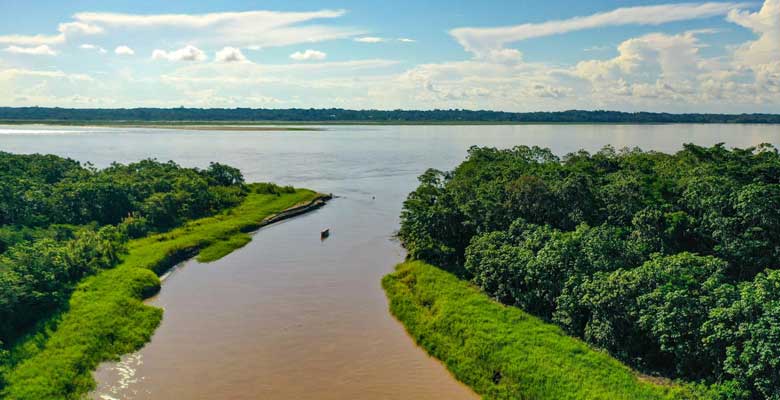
[[74, 9, 343, 28], [355, 36, 385, 43], [0, 21, 102, 46], [1, 1, 778, 112], [58, 21, 103, 35], [152, 45, 206, 62], [3, 45, 57, 56], [451, 2, 747, 57], [215, 47, 247, 62], [355, 36, 415, 43], [0, 33, 64, 46], [73, 9, 359, 48], [114, 45, 135, 56], [0, 9, 358, 51], [0, 67, 92, 81], [290, 49, 327, 61], [80, 43, 107, 53], [727, 0, 780, 66], [584, 45, 612, 52], [575, 31, 708, 83], [161, 59, 399, 85]]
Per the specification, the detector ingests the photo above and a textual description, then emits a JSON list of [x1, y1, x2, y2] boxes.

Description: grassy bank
[[1, 186, 324, 399], [382, 261, 714, 400]]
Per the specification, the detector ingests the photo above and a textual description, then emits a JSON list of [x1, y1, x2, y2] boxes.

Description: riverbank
[[1, 186, 328, 399], [5, 120, 780, 127], [382, 261, 716, 400], [0, 121, 322, 130]]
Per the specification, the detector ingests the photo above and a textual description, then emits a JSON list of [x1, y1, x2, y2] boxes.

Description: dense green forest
[[0, 152, 246, 356], [399, 143, 780, 399], [1, 107, 780, 124], [1, 184, 321, 399]]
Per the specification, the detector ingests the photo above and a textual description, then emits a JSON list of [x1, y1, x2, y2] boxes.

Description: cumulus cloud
[[4, 45, 57, 56], [575, 31, 708, 83], [152, 45, 206, 61], [451, 2, 747, 58], [290, 49, 327, 61], [215, 47, 247, 62], [114, 45, 135, 55], [727, 0, 780, 66]]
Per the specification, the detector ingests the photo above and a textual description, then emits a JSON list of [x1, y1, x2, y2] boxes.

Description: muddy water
[[1, 124, 778, 399]]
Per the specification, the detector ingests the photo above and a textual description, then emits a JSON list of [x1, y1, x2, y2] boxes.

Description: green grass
[[382, 261, 714, 400], [197, 232, 252, 262], [1, 187, 322, 400]]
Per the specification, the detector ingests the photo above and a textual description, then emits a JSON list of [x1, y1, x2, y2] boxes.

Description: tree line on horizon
[[1, 107, 779, 123]]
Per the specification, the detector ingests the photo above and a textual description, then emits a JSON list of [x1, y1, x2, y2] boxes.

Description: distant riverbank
[[2, 108, 780, 125], [0, 121, 323, 131], [3, 120, 780, 128]]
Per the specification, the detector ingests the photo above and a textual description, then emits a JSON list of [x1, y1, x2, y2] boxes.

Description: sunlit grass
[[2, 187, 322, 399], [382, 261, 715, 400]]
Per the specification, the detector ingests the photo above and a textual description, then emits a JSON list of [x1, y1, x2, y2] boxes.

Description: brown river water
[[1, 124, 778, 399]]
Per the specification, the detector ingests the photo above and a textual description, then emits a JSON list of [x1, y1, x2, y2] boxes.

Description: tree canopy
[[0, 152, 247, 348], [1, 107, 780, 123], [399, 143, 780, 399]]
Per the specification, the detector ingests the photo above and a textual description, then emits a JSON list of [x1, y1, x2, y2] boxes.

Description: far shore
[[4, 120, 780, 128]]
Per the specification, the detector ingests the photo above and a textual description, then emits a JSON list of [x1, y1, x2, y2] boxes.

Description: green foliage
[[399, 143, 780, 397], [0, 227, 123, 344], [383, 261, 718, 400], [197, 232, 252, 262], [0, 152, 247, 230], [1, 107, 780, 123], [705, 270, 780, 400], [1, 187, 321, 399], [251, 182, 296, 195], [0, 152, 248, 348]]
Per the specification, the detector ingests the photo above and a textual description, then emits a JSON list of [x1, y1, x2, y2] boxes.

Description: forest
[[1, 107, 780, 124], [399, 143, 780, 399], [0, 152, 246, 358]]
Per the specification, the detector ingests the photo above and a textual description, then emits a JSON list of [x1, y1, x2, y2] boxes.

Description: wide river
[[1, 124, 779, 399]]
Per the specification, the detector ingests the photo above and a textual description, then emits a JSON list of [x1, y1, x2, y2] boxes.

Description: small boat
[[321, 228, 330, 239]]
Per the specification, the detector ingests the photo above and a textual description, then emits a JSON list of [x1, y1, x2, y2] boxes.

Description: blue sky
[[0, 0, 777, 112]]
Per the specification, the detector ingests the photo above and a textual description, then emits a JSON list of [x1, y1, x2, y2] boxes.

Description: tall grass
[[2, 186, 322, 399], [382, 261, 716, 400]]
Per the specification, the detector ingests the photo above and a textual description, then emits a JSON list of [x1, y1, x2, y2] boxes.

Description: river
[[1, 124, 778, 399]]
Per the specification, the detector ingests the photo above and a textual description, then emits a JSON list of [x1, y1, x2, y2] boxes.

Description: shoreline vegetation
[[394, 144, 780, 399], [1, 107, 780, 125], [0, 121, 324, 130], [1, 185, 328, 399], [383, 261, 714, 400]]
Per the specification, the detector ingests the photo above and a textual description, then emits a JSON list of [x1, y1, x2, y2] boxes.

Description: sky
[[0, 0, 778, 112]]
